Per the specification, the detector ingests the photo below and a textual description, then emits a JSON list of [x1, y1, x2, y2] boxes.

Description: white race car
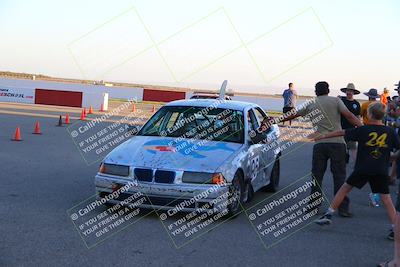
[[95, 82, 281, 216]]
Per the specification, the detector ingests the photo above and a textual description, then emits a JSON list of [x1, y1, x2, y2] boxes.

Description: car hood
[[104, 135, 243, 173]]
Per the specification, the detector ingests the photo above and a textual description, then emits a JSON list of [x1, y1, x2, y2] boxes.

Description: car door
[[252, 107, 279, 187], [246, 109, 266, 192]]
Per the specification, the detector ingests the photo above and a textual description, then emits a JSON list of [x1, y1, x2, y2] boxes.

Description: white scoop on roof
[[219, 80, 228, 100]]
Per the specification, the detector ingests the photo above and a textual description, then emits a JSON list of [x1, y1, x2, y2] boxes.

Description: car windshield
[[138, 106, 245, 143]]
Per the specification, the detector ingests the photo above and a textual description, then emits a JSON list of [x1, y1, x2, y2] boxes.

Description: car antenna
[[219, 80, 228, 99]]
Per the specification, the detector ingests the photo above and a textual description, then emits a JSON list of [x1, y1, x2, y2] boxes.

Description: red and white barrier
[[0, 86, 35, 104], [0, 78, 189, 108], [0, 78, 142, 109]]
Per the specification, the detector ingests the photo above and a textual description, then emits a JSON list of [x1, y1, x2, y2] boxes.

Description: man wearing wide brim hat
[[364, 88, 380, 99], [339, 83, 361, 164], [361, 88, 380, 125], [340, 83, 361, 95]]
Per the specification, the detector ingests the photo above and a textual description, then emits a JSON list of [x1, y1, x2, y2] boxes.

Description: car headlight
[[98, 163, 130, 177], [182, 172, 226, 185], [211, 173, 226, 185], [99, 163, 105, 173]]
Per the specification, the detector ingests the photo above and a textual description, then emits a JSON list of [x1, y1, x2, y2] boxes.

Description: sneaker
[[369, 193, 380, 207], [314, 213, 332, 226], [387, 229, 394, 241]]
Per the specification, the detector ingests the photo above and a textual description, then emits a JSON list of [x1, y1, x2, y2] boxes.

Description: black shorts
[[346, 172, 389, 194], [283, 107, 295, 114]]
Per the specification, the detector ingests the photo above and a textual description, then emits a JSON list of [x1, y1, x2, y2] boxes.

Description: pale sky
[[0, 0, 399, 97]]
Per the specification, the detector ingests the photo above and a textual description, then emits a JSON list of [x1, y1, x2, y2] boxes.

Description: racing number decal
[[366, 132, 387, 148], [250, 156, 259, 180]]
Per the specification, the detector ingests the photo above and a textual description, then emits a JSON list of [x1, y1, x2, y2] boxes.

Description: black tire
[[226, 171, 245, 217], [264, 159, 280, 192], [243, 180, 254, 203]]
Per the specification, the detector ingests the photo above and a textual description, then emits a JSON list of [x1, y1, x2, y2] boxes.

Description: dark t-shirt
[[340, 97, 360, 129], [345, 125, 400, 175]]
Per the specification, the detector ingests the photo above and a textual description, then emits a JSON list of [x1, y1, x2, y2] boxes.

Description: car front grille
[[133, 168, 176, 184], [154, 170, 176, 184], [134, 168, 153, 182], [103, 163, 130, 177]]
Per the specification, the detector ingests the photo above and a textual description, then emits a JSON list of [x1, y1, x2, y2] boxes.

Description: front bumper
[[95, 174, 230, 213]]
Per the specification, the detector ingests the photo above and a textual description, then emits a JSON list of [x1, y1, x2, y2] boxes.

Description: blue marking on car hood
[[143, 139, 236, 158]]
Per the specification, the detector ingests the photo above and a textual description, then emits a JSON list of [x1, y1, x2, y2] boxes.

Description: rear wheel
[[264, 159, 280, 192]]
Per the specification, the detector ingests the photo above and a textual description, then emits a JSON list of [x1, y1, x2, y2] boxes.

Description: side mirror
[[260, 116, 275, 132], [248, 116, 276, 145], [249, 130, 268, 145]]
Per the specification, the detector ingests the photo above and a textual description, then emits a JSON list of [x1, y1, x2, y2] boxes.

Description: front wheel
[[263, 158, 280, 192], [226, 171, 244, 217]]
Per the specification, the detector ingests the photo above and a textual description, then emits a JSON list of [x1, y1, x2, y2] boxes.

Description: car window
[[247, 110, 259, 131], [166, 112, 180, 129], [253, 107, 267, 125], [140, 112, 164, 136], [138, 106, 245, 143]]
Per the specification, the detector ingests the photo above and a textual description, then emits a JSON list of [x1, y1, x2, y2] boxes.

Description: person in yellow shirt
[[361, 88, 380, 125]]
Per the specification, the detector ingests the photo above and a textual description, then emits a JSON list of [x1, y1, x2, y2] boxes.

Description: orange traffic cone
[[152, 105, 156, 113], [100, 103, 104, 112], [132, 103, 136, 112], [65, 114, 70, 124], [88, 106, 93, 114], [33, 121, 42, 134], [12, 127, 22, 141], [80, 110, 85, 121], [83, 107, 87, 116]]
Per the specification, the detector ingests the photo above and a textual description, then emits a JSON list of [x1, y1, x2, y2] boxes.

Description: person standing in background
[[282, 83, 298, 126], [381, 87, 390, 106], [387, 96, 399, 185], [339, 83, 361, 163], [361, 88, 380, 125]]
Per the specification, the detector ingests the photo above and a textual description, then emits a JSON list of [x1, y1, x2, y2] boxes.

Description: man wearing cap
[[361, 88, 380, 125], [339, 83, 361, 163]]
